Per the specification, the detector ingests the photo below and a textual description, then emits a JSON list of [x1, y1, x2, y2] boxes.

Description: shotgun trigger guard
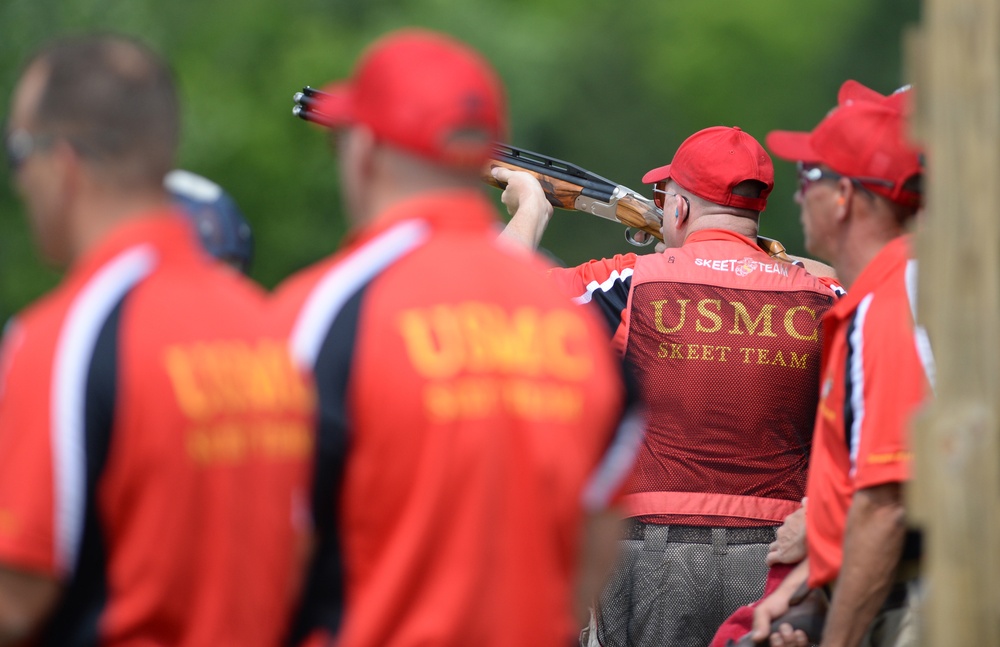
[[624, 227, 655, 247]]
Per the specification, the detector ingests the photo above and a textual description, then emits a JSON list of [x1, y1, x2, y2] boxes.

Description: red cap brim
[[765, 131, 820, 163], [308, 82, 356, 129], [641, 163, 672, 184]]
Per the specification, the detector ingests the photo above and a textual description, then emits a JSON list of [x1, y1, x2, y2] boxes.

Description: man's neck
[[833, 231, 904, 290], [833, 206, 911, 289], [70, 189, 172, 265], [685, 213, 758, 242]]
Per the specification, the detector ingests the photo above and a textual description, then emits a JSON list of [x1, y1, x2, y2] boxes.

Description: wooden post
[[909, 0, 1000, 644]]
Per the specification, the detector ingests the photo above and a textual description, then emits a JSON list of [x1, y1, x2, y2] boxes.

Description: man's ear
[[834, 178, 853, 222], [46, 138, 82, 216], [348, 126, 377, 179], [674, 193, 690, 229]]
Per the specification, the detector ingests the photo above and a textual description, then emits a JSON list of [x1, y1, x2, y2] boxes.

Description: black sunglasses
[[796, 161, 894, 196]]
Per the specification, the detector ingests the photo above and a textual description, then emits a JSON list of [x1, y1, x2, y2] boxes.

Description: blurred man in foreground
[[0, 34, 313, 646], [276, 28, 642, 647]]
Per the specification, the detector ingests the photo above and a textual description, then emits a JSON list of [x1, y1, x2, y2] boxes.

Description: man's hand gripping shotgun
[[483, 143, 793, 262]]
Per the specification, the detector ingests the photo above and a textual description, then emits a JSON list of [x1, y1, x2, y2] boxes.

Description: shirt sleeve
[[818, 276, 847, 298], [0, 320, 60, 576], [547, 254, 638, 335], [852, 292, 927, 491], [579, 355, 646, 512]]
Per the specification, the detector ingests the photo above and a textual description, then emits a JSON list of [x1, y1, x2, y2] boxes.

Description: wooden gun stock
[[484, 144, 792, 263], [483, 159, 583, 211]]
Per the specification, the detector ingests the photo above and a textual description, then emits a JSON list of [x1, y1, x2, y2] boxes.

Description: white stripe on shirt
[[290, 220, 430, 370], [905, 259, 936, 391], [581, 404, 645, 512], [52, 245, 156, 573], [573, 268, 633, 305], [848, 293, 875, 478]]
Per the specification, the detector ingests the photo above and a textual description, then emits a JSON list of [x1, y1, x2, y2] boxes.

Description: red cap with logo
[[766, 93, 923, 208], [641, 126, 774, 212], [309, 29, 507, 167]]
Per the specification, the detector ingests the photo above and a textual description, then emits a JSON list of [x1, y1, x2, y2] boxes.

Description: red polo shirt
[[0, 213, 314, 646], [805, 236, 931, 587], [272, 191, 640, 647]]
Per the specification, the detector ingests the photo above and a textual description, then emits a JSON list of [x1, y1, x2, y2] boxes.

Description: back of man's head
[[25, 34, 179, 190]]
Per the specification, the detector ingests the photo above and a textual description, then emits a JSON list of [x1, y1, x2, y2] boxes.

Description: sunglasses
[[796, 161, 894, 196], [652, 182, 691, 214], [4, 128, 54, 173]]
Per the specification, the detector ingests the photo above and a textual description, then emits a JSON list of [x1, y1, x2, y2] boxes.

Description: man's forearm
[[499, 214, 547, 250], [492, 167, 553, 251], [575, 509, 623, 626], [749, 558, 811, 643], [0, 566, 60, 645], [821, 483, 906, 647]]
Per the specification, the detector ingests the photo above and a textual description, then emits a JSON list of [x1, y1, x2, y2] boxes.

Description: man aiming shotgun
[[484, 142, 841, 280], [496, 125, 843, 647]]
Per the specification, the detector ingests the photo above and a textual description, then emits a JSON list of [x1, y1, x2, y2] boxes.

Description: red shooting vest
[[617, 231, 835, 527]]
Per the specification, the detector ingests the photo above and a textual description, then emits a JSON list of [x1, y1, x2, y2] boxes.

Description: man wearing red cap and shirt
[[497, 126, 841, 647], [747, 83, 931, 647], [0, 35, 314, 646], [274, 28, 642, 647]]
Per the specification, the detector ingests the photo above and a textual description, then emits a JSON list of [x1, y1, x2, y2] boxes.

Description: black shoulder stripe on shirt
[[588, 273, 631, 335], [38, 295, 124, 647], [286, 283, 367, 644]]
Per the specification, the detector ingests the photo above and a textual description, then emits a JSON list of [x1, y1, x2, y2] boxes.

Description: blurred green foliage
[[0, 0, 919, 320]]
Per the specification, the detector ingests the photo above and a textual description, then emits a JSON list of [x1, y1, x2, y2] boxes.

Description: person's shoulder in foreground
[[0, 32, 312, 647], [276, 27, 641, 647]]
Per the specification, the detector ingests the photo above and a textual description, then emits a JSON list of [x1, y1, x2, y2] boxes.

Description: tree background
[[0, 0, 920, 320]]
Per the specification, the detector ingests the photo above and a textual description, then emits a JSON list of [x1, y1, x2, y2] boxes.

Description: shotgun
[[483, 143, 793, 261], [291, 88, 792, 262]]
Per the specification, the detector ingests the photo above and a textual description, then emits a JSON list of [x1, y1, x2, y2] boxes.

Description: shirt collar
[[344, 190, 497, 247], [684, 228, 759, 248], [67, 209, 195, 285], [828, 235, 912, 318]]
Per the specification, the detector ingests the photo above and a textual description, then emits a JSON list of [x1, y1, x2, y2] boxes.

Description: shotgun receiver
[[484, 143, 792, 262]]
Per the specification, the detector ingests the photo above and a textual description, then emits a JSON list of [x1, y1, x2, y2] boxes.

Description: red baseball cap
[[837, 79, 912, 114], [310, 29, 507, 167], [641, 126, 774, 212], [766, 98, 923, 208]]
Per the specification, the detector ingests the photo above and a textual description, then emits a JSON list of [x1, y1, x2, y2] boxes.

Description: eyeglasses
[[4, 128, 55, 173], [652, 182, 691, 214], [796, 161, 894, 196]]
